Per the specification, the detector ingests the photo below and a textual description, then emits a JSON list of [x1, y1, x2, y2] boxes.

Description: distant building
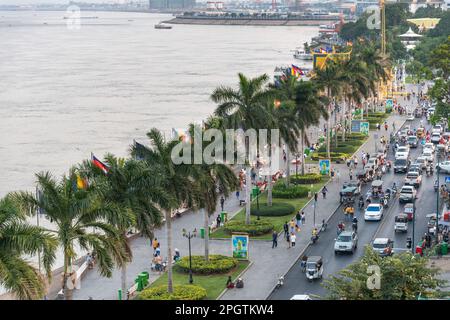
[[149, 0, 195, 10], [355, 0, 378, 16]]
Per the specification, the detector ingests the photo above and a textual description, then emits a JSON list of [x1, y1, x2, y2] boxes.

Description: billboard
[[319, 159, 330, 175], [351, 120, 361, 133], [232, 234, 249, 260], [360, 122, 369, 136]]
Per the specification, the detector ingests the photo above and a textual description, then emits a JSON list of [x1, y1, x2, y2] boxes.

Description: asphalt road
[[269, 114, 440, 300]]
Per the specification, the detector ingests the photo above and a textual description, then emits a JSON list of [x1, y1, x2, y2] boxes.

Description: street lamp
[[182, 228, 197, 284], [436, 157, 441, 244]]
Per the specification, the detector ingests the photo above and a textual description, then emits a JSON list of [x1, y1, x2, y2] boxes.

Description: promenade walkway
[[72, 89, 417, 300]]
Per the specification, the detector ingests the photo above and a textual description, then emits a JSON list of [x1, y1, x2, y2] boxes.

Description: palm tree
[[78, 154, 170, 300], [130, 128, 198, 294], [293, 81, 329, 175], [313, 60, 344, 160], [212, 73, 274, 224], [0, 195, 57, 300], [13, 170, 128, 300]]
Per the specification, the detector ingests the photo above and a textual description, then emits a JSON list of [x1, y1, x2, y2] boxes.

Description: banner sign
[[360, 122, 369, 136], [319, 159, 330, 175], [232, 234, 249, 260], [351, 120, 361, 133]]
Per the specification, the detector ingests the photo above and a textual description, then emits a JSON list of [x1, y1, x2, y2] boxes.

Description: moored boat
[[155, 23, 172, 29]]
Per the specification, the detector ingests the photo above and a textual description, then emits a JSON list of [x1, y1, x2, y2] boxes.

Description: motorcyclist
[[358, 196, 364, 209], [352, 217, 358, 232], [434, 180, 439, 192], [392, 183, 397, 193], [311, 227, 319, 242], [337, 221, 345, 234]]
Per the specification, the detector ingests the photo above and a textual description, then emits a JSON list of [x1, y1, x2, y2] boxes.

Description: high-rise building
[[149, 0, 195, 10]]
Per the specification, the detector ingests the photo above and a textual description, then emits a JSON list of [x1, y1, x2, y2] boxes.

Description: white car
[[334, 231, 358, 254], [404, 171, 422, 187], [290, 295, 312, 300], [432, 124, 443, 134], [431, 133, 441, 144], [423, 142, 435, 153], [406, 112, 415, 121], [364, 204, 384, 221], [422, 149, 434, 162], [395, 146, 410, 158], [436, 161, 450, 173], [399, 185, 417, 203]]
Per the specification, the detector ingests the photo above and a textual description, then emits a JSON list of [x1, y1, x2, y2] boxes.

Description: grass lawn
[[144, 260, 250, 300], [210, 177, 329, 240]]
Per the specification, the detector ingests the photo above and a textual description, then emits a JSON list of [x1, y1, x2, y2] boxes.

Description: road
[[269, 106, 441, 300]]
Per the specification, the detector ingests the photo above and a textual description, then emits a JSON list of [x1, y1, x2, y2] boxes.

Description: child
[[291, 233, 296, 247]]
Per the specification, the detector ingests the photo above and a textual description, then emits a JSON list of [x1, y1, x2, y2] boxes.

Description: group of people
[[272, 211, 307, 249]]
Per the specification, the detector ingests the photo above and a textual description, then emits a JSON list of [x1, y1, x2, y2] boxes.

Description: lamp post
[[436, 158, 440, 244], [412, 199, 416, 254], [182, 228, 197, 284]]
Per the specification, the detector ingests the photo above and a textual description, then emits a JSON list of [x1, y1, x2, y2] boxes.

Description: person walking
[[322, 186, 328, 199], [152, 238, 159, 252], [354, 156, 358, 168], [296, 211, 301, 229], [289, 219, 296, 234], [286, 232, 291, 249], [314, 192, 318, 202], [272, 230, 278, 249], [155, 243, 161, 257], [216, 214, 222, 228], [301, 211, 306, 225], [290, 233, 296, 247], [336, 169, 340, 182], [236, 190, 240, 200], [220, 196, 225, 211], [349, 168, 353, 181], [330, 168, 335, 181], [283, 221, 289, 239]]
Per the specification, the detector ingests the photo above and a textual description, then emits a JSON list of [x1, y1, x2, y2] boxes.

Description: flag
[[76, 174, 88, 189], [92, 154, 108, 174], [292, 64, 304, 76]]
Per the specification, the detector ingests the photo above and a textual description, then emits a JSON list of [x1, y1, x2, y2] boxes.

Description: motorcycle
[[352, 222, 358, 232], [358, 198, 365, 209], [320, 219, 327, 232], [311, 234, 319, 244]]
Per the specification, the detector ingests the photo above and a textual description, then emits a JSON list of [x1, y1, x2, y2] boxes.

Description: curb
[[217, 261, 254, 300]]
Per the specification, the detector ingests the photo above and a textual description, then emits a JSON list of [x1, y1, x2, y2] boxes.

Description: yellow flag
[[76, 174, 85, 189]]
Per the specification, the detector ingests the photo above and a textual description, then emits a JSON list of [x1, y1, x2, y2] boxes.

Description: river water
[[0, 10, 316, 272]]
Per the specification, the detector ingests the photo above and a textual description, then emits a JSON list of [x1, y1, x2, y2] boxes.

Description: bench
[[57, 261, 89, 298]]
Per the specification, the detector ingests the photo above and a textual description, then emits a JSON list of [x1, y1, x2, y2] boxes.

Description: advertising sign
[[319, 159, 330, 175], [232, 234, 249, 260], [351, 120, 361, 133], [360, 122, 369, 136]]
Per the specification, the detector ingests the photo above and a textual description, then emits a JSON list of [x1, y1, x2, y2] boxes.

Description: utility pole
[[380, 0, 386, 56]]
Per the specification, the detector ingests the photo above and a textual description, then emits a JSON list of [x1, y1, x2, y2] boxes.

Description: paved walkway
[[71, 86, 418, 300]]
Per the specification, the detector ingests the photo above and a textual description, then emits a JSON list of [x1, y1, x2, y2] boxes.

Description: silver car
[[334, 231, 358, 254]]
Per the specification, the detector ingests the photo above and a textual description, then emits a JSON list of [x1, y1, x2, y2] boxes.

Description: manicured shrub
[[346, 133, 367, 141], [319, 145, 357, 154], [290, 173, 322, 184], [272, 182, 309, 199], [311, 152, 349, 161], [138, 285, 207, 300], [176, 255, 238, 275], [223, 220, 274, 236], [251, 201, 296, 216]]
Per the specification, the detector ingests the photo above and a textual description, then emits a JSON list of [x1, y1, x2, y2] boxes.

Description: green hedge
[[272, 182, 309, 199], [332, 140, 363, 147], [138, 285, 207, 300], [223, 220, 274, 236], [176, 255, 238, 275], [311, 152, 350, 161], [346, 133, 367, 141], [290, 173, 322, 184], [251, 201, 296, 217], [318, 145, 357, 154]]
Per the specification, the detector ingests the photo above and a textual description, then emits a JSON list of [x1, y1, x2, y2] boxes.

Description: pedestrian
[[286, 232, 291, 249], [236, 190, 240, 200], [301, 211, 306, 225], [154, 254, 163, 275], [354, 156, 358, 168], [346, 158, 351, 168], [152, 238, 159, 252], [362, 158, 367, 167], [291, 232, 296, 247], [220, 196, 225, 211], [283, 221, 289, 239], [330, 168, 335, 181], [272, 230, 278, 249], [384, 121, 388, 131], [155, 243, 161, 257], [314, 192, 318, 202], [349, 168, 353, 181], [289, 219, 296, 234], [217, 214, 222, 228], [322, 186, 328, 199], [336, 169, 340, 182], [296, 211, 301, 229]]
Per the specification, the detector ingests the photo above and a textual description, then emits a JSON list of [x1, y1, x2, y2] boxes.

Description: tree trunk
[[166, 210, 173, 293], [63, 255, 73, 300], [267, 163, 272, 207], [326, 88, 331, 160], [245, 168, 251, 225], [301, 130, 305, 176], [121, 263, 127, 300], [203, 209, 209, 262], [285, 147, 291, 187], [342, 99, 346, 142]]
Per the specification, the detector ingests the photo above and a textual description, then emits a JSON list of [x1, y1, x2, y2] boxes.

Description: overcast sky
[[0, 0, 129, 4]]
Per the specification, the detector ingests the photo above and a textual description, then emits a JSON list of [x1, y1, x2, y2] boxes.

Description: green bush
[[176, 255, 238, 275], [311, 152, 349, 161], [346, 133, 367, 141], [318, 145, 357, 154], [272, 182, 309, 199], [138, 285, 207, 300], [290, 173, 322, 184], [251, 201, 296, 217], [223, 220, 274, 236]]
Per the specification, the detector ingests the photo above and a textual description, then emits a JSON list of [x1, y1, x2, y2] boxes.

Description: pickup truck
[[399, 185, 417, 203], [404, 171, 422, 188]]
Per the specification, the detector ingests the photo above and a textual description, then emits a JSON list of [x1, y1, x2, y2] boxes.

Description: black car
[[394, 158, 409, 173]]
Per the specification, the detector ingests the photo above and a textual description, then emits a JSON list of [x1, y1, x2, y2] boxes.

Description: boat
[[155, 23, 172, 29], [293, 49, 313, 60]]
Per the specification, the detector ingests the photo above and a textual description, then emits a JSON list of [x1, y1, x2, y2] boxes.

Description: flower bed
[[289, 173, 322, 185], [138, 284, 207, 300], [223, 220, 274, 236], [311, 152, 350, 162], [176, 255, 238, 275]]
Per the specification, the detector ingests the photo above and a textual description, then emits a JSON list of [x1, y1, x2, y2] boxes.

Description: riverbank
[[164, 17, 339, 26]]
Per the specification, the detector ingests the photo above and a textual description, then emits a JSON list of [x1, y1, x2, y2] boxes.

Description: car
[[409, 164, 422, 174], [394, 157, 409, 173], [372, 238, 394, 257], [407, 135, 418, 148], [399, 185, 416, 203], [340, 181, 361, 195], [334, 231, 358, 254], [432, 124, 443, 134], [436, 161, 450, 173], [423, 142, 435, 153], [394, 214, 408, 232], [395, 146, 410, 158], [415, 156, 428, 170], [364, 204, 384, 221], [404, 171, 422, 187], [431, 132, 441, 144], [406, 112, 415, 121], [422, 149, 434, 162], [365, 157, 379, 171], [290, 295, 312, 300]]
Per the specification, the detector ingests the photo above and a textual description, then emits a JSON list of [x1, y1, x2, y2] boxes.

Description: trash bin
[[220, 211, 226, 223], [200, 227, 205, 239], [441, 242, 448, 255], [135, 276, 144, 291], [140, 272, 149, 286]]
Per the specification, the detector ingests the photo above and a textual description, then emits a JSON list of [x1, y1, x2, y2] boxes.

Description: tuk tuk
[[357, 170, 371, 183], [416, 128, 425, 139], [427, 213, 437, 235], [394, 214, 408, 232], [340, 188, 356, 205], [371, 180, 384, 198], [404, 203, 415, 221], [305, 256, 323, 281]]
